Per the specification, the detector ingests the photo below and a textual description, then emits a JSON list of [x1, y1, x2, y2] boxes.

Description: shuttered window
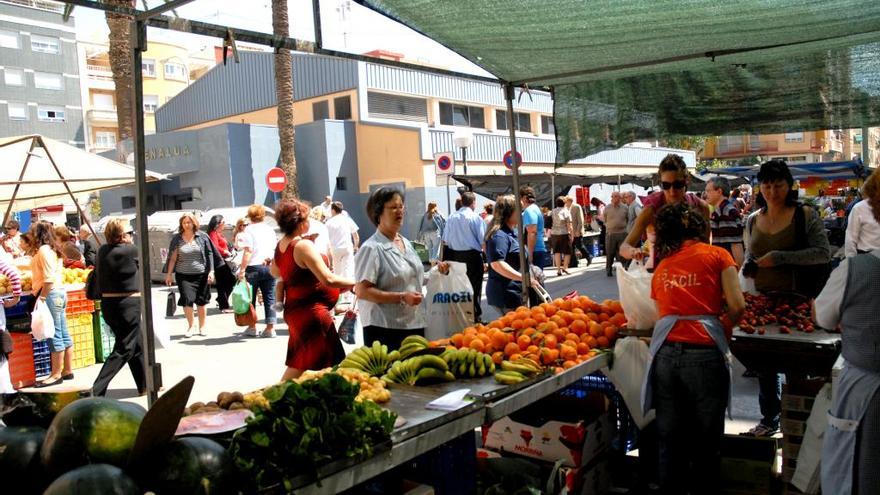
[[367, 92, 428, 122]]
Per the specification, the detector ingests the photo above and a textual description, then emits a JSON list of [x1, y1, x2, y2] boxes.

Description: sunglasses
[[661, 180, 687, 190]]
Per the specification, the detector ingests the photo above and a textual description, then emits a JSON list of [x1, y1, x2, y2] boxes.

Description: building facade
[[0, 0, 84, 146], [704, 129, 879, 166]]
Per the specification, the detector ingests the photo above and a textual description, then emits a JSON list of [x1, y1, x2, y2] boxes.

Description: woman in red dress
[[271, 199, 355, 381]]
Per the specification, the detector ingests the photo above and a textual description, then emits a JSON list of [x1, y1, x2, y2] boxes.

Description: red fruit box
[[8, 331, 36, 389]]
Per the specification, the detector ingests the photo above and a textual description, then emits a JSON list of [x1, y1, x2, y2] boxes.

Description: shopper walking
[[237, 205, 278, 338], [207, 215, 236, 313], [624, 191, 642, 235], [549, 196, 573, 276], [741, 159, 831, 437], [567, 196, 592, 267], [355, 188, 425, 350], [844, 169, 880, 257], [271, 199, 354, 381], [604, 192, 629, 276], [325, 201, 360, 280], [77, 225, 97, 268], [442, 191, 486, 323], [704, 176, 745, 266], [418, 201, 445, 262], [645, 203, 745, 495], [485, 195, 538, 315], [31, 222, 73, 387], [163, 213, 216, 338], [91, 219, 146, 397], [520, 186, 551, 269]]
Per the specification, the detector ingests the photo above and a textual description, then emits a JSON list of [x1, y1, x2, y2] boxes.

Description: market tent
[[698, 159, 869, 181], [0, 135, 166, 220], [356, 1, 880, 162]]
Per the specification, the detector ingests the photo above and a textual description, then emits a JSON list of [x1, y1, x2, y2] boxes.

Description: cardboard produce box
[[719, 435, 778, 495], [482, 392, 612, 468]]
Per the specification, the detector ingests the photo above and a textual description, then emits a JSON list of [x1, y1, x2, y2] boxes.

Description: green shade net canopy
[[356, 0, 880, 163]]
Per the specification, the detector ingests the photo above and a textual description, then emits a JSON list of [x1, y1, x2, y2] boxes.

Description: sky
[[73, 0, 492, 77]]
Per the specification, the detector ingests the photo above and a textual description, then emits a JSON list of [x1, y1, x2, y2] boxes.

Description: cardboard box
[[781, 417, 806, 437], [476, 448, 502, 459], [719, 436, 777, 495], [782, 440, 802, 460], [781, 393, 815, 414]]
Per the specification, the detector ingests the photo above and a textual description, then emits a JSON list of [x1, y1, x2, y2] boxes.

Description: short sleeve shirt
[[241, 222, 278, 266], [31, 244, 62, 293], [550, 207, 572, 236], [354, 231, 425, 330], [325, 214, 359, 250], [486, 226, 523, 309], [651, 242, 736, 345], [522, 204, 547, 252]]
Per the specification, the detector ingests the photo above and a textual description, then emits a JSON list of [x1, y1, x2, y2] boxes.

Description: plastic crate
[[65, 288, 95, 316], [3, 295, 34, 319], [68, 312, 95, 370], [92, 311, 116, 363], [5, 315, 31, 333], [8, 331, 36, 389], [560, 372, 638, 452], [32, 338, 51, 378]]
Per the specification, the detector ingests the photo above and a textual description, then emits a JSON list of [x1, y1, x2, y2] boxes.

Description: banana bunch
[[494, 358, 544, 385], [442, 348, 495, 379], [398, 334, 430, 359], [338, 341, 401, 377], [382, 355, 455, 386]]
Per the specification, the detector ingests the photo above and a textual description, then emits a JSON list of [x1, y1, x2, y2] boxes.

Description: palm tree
[[272, 0, 298, 198], [105, 0, 136, 148]]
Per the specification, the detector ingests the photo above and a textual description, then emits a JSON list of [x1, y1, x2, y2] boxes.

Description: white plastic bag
[[738, 266, 759, 295], [615, 261, 658, 330], [30, 298, 55, 341], [424, 261, 474, 341], [602, 336, 656, 429], [149, 298, 173, 349]]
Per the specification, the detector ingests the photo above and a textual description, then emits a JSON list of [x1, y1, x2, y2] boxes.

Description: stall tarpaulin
[[698, 159, 869, 182]]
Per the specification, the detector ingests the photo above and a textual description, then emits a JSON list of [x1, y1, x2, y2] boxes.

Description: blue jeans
[[245, 265, 276, 325], [46, 288, 72, 352], [757, 372, 782, 429], [652, 343, 729, 495]]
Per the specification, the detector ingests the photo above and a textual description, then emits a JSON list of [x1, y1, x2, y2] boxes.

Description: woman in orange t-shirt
[[645, 203, 745, 495]]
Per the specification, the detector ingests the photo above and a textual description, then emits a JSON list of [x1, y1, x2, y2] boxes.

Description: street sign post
[[266, 167, 288, 193], [434, 152, 456, 215]]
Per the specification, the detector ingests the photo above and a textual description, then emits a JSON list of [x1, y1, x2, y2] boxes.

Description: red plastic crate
[[65, 288, 95, 316], [8, 331, 36, 389]]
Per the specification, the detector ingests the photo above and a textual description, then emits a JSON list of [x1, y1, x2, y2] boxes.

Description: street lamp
[[453, 129, 474, 177]]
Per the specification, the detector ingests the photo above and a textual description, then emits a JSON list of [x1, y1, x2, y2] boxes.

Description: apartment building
[[0, 0, 84, 146], [704, 129, 878, 165]]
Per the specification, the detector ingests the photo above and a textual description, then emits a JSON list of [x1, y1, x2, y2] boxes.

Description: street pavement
[[59, 256, 762, 433]]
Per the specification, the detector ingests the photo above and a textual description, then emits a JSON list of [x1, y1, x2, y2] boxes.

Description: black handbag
[[85, 269, 100, 300], [792, 205, 832, 299], [166, 290, 177, 317], [0, 330, 13, 356]]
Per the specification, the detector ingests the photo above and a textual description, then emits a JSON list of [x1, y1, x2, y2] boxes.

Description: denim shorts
[[46, 288, 72, 352]]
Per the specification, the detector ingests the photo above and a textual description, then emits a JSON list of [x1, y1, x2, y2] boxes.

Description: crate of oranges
[[434, 295, 625, 374]]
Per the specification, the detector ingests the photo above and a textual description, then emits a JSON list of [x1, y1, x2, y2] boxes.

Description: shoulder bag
[[85, 268, 100, 300], [792, 205, 832, 299]]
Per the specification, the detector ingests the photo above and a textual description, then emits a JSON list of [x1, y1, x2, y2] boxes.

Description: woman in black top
[[91, 218, 146, 397]]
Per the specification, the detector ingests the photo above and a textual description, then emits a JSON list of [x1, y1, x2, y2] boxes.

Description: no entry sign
[[434, 152, 455, 176], [503, 150, 522, 169], [266, 167, 288, 193]]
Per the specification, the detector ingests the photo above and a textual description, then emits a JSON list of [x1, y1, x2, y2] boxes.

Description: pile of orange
[[432, 295, 625, 373]]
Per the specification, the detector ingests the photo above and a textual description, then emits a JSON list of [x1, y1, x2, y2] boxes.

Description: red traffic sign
[[266, 167, 288, 193], [437, 155, 453, 172], [503, 150, 523, 169]]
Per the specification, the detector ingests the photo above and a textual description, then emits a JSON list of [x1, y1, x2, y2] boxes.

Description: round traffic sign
[[503, 150, 522, 169], [266, 167, 288, 193], [437, 155, 452, 172]]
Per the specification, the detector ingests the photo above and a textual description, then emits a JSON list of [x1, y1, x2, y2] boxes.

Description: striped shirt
[[175, 239, 206, 274], [0, 260, 22, 297], [710, 199, 744, 246]]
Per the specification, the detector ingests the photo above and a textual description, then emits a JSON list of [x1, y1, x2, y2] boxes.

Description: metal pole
[[2, 137, 38, 229], [446, 174, 452, 216], [462, 146, 468, 176], [862, 127, 871, 168], [132, 20, 160, 406], [505, 84, 530, 306], [551, 172, 555, 200], [38, 137, 101, 246]]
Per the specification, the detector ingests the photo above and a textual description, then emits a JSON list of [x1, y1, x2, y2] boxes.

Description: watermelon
[[40, 397, 146, 477], [0, 426, 46, 494], [145, 437, 235, 495], [43, 464, 140, 495]]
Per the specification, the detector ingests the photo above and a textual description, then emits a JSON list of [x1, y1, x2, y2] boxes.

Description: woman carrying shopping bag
[[30, 222, 73, 387]]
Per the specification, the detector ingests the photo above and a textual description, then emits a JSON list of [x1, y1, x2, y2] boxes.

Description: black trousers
[[214, 263, 236, 310], [92, 296, 146, 396], [442, 248, 484, 322], [571, 236, 593, 267]]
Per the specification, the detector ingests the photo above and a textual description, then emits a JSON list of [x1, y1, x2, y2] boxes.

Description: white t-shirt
[[240, 222, 277, 266], [306, 220, 331, 257], [325, 214, 359, 250]]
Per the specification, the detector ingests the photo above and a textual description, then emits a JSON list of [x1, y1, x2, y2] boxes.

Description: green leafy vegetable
[[230, 374, 396, 491]]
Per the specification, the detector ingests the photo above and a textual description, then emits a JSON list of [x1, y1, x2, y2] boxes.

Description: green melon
[[146, 437, 235, 495], [0, 426, 46, 494], [43, 464, 140, 495]]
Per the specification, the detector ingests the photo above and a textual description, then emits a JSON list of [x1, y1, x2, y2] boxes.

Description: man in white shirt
[[845, 199, 880, 256], [325, 201, 360, 280], [441, 192, 486, 323], [320, 195, 333, 220]]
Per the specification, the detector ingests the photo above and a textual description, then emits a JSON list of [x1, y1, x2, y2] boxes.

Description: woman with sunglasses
[[621, 154, 708, 267]]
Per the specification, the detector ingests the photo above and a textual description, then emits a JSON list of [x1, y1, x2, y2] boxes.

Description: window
[[496, 110, 531, 132], [142, 59, 155, 77], [30, 35, 59, 54], [4, 68, 24, 86], [312, 101, 330, 120], [7, 102, 27, 120], [143, 95, 158, 113], [541, 116, 555, 135], [784, 132, 804, 143], [334, 95, 352, 120], [92, 93, 114, 109], [121, 196, 136, 209], [0, 29, 19, 49], [163, 62, 186, 81], [439, 102, 484, 128], [367, 92, 428, 122], [336, 177, 348, 191], [789, 155, 807, 163], [34, 72, 63, 90], [37, 106, 65, 122], [95, 131, 116, 149]]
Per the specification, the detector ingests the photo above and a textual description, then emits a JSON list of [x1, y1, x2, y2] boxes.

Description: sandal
[[741, 423, 779, 437], [35, 377, 64, 388]]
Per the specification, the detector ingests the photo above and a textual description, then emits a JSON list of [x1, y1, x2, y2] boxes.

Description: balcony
[[87, 108, 118, 124], [714, 139, 778, 157], [427, 128, 556, 164]]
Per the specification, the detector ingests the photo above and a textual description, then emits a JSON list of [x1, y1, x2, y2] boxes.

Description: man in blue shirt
[[442, 191, 487, 323], [520, 186, 550, 269]]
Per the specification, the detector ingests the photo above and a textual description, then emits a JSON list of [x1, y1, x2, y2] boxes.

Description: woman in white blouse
[[354, 188, 426, 350], [845, 171, 880, 257]]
